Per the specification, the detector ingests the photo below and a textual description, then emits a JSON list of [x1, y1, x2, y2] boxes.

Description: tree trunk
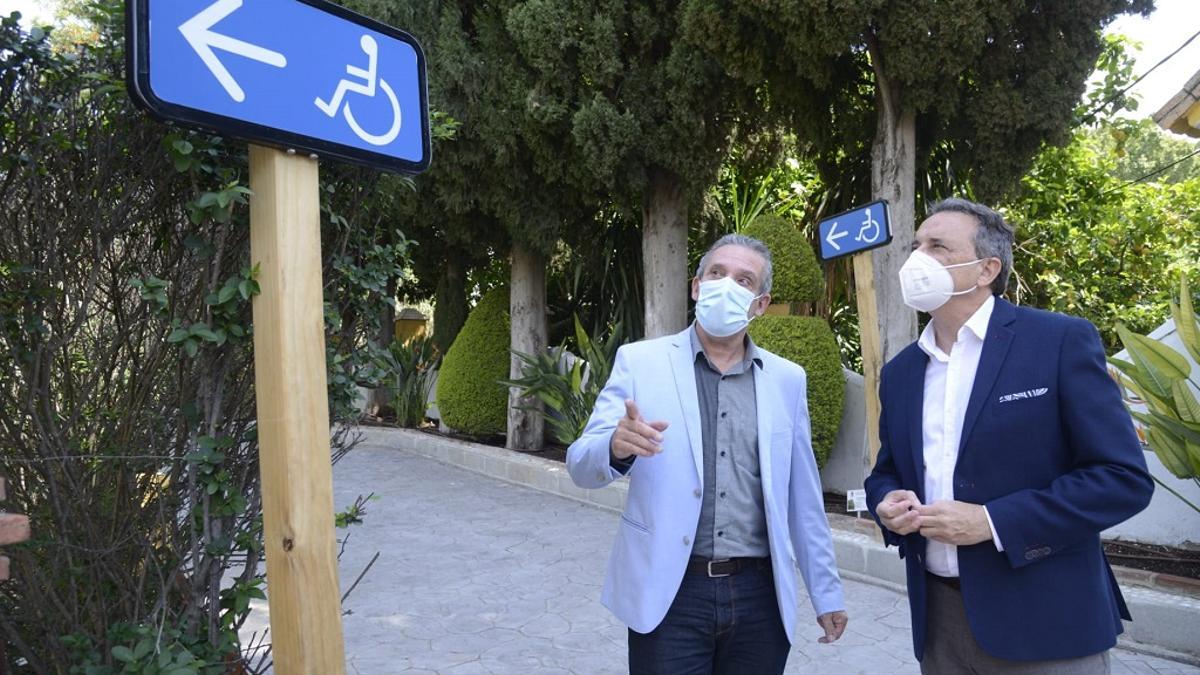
[[642, 168, 689, 338], [861, 35, 918, 472], [369, 276, 397, 415], [868, 37, 918, 363], [507, 243, 547, 451], [432, 257, 467, 356]]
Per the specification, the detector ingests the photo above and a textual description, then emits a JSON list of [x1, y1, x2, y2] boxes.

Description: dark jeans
[[628, 565, 791, 675]]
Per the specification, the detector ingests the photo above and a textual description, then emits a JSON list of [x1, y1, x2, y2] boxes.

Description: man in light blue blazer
[[567, 234, 847, 674]]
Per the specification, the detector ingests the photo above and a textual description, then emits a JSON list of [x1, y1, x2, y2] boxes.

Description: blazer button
[[693, 488, 702, 498], [683, 536, 691, 546]]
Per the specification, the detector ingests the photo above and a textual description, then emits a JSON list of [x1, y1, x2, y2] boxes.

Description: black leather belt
[[927, 571, 961, 590], [686, 556, 771, 578]]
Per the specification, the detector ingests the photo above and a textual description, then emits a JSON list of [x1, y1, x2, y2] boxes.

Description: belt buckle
[[707, 559, 732, 578]]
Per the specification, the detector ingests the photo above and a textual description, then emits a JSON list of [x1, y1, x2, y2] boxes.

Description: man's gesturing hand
[[817, 610, 848, 644], [915, 501, 992, 546], [875, 490, 923, 536], [610, 399, 670, 460]]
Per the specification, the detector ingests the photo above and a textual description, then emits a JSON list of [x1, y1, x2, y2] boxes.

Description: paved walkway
[[241, 429, 1199, 674]]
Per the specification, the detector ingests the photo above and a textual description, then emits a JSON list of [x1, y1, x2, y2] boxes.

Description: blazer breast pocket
[[987, 386, 1056, 425]]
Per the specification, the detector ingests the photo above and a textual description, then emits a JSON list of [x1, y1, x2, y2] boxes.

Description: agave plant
[[1109, 277, 1200, 513]]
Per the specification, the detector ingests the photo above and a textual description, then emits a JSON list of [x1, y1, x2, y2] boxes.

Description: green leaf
[[217, 285, 237, 304], [166, 328, 190, 343], [1146, 427, 1192, 479], [132, 638, 153, 661], [1174, 380, 1200, 424], [1149, 411, 1200, 446], [184, 340, 199, 358], [172, 139, 193, 155], [111, 645, 135, 663], [1173, 276, 1200, 364], [190, 324, 220, 342], [1118, 324, 1190, 397]]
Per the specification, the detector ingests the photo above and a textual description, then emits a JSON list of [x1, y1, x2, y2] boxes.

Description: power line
[[1101, 146, 1200, 195], [1079, 28, 1200, 124]]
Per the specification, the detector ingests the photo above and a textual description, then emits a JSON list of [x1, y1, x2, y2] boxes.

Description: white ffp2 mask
[[898, 250, 982, 313]]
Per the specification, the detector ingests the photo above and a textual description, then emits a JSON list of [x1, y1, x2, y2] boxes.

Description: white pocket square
[[998, 388, 1049, 403]]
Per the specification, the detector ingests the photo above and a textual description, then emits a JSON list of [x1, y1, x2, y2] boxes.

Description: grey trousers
[[921, 575, 1111, 675]]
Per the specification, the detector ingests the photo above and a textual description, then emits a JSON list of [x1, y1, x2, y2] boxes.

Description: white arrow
[[179, 0, 287, 103], [825, 222, 848, 251]]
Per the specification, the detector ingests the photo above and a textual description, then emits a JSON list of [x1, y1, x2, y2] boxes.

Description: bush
[[741, 214, 823, 303], [437, 287, 510, 436], [749, 315, 845, 466]]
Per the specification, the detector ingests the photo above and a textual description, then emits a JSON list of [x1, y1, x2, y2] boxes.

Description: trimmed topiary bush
[[750, 315, 844, 467], [436, 287, 510, 436], [741, 214, 823, 303]]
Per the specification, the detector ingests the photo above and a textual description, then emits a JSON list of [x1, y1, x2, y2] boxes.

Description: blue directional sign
[[817, 200, 892, 261], [127, 0, 430, 174]]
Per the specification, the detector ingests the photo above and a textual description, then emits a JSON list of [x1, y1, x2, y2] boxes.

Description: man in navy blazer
[[569, 234, 847, 674], [865, 198, 1153, 674]]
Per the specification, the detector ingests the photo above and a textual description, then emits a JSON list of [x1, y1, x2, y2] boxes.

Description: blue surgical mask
[[695, 276, 763, 337]]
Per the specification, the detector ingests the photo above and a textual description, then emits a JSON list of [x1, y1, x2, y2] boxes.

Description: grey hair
[[927, 198, 1014, 296], [695, 233, 774, 295]]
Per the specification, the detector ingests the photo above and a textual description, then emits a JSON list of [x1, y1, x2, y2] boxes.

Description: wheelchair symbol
[[856, 210, 881, 243], [315, 35, 401, 146]]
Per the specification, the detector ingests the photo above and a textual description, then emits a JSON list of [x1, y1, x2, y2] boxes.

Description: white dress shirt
[[918, 294, 1003, 578]]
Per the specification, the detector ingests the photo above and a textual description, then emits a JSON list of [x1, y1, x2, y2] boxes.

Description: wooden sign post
[[249, 145, 346, 674], [852, 254, 884, 469]]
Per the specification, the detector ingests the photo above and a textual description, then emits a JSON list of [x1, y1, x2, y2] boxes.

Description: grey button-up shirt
[[690, 325, 769, 559]]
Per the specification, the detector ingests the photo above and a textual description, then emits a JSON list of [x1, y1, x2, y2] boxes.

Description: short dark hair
[[695, 234, 774, 295], [927, 198, 1014, 296]]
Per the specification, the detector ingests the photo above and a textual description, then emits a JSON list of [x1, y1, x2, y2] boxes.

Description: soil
[[372, 421, 1200, 581]]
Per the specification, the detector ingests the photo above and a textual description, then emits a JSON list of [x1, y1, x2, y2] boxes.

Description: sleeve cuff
[[983, 505, 1004, 552]]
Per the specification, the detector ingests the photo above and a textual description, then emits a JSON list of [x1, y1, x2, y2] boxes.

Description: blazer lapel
[[754, 365, 774, 506], [958, 299, 1017, 456], [668, 328, 705, 484], [904, 352, 928, 500]]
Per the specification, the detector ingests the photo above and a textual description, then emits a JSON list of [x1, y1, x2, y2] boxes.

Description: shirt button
[[720, 451, 726, 457], [597, 472, 606, 481], [683, 536, 691, 546], [717, 531, 724, 537], [694, 488, 702, 498], [720, 412, 727, 418], [720, 491, 726, 499]]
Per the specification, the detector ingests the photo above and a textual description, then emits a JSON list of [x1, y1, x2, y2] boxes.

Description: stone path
[[240, 429, 1199, 674]]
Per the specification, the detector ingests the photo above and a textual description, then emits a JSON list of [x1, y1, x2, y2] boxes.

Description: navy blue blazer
[[865, 297, 1153, 662]]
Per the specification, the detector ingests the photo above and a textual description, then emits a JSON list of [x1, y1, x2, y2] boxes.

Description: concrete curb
[[368, 426, 1200, 663]]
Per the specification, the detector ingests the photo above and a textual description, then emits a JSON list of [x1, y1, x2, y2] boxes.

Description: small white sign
[[846, 489, 868, 513]]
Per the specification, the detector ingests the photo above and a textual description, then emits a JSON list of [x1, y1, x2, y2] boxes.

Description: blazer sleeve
[[786, 369, 846, 617], [985, 319, 1154, 569], [864, 366, 905, 550], [566, 344, 635, 489]]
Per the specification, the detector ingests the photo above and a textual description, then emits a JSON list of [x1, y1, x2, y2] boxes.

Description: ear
[[978, 258, 1001, 290], [753, 293, 771, 317], [691, 276, 701, 302]]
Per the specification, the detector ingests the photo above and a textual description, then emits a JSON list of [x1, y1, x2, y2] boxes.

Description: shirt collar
[[917, 294, 996, 362], [690, 322, 763, 371]]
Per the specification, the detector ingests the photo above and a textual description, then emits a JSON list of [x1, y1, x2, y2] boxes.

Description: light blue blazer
[[567, 326, 845, 638]]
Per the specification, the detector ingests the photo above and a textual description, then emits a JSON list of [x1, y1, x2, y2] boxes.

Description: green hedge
[[742, 214, 823, 303], [436, 287, 510, 436], [749, 315, 844, 467]]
